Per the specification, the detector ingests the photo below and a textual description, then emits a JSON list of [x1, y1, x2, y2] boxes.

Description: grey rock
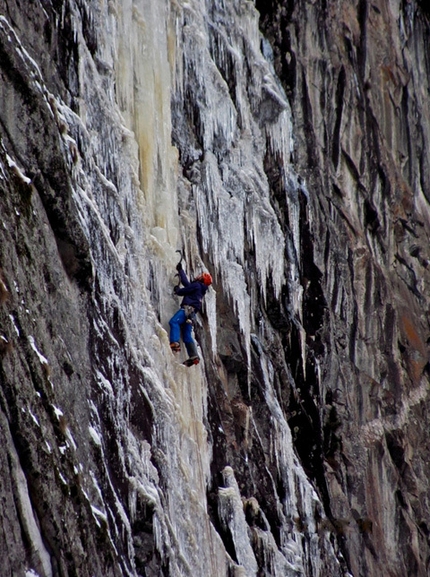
[[1, 0, 429, 576]]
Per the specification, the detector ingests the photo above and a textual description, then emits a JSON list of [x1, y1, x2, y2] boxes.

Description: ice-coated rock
[[0, 0, 429, 576]]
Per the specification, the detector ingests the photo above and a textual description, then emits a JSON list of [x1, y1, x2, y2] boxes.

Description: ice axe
[[175, 249, 183, 268], [173, 249, 183, 294]]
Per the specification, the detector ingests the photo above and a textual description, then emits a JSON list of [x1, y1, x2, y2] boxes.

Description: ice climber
[[169, 260, 212, 366]]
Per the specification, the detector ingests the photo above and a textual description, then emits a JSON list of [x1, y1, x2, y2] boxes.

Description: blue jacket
[[176, 270, 208, 311]]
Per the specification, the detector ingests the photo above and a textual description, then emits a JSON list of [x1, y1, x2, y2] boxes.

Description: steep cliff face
[[258, 1, 430, 575], [0, 1, 429, 576]]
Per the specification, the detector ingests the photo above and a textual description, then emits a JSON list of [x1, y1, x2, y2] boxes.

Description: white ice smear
[[28, 336, 49, 365], [6, 153, 32, 184], [52, 405, 64, 420], [91, 504, 108, 526], [88, 425, 102, 447], [28, 409, 40, 427]]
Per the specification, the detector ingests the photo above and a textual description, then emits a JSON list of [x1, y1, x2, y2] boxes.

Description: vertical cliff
[[0, 1, 429, 576], [257, 1, 430, 575]]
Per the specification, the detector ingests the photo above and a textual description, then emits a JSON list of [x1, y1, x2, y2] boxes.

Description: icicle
[[218, 466, 258, 577]]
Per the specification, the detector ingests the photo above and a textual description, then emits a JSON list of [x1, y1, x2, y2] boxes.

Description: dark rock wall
[[0, 2, 132, 575], [257, 1, 430, 575]]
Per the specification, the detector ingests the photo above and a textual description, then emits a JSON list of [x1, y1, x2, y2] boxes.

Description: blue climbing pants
[[169, 308, 194, 344]]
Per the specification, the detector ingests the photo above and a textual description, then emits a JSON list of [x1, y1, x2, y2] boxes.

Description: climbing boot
[[184, 341, 200, 366], [183, 357, 200, 367], [170, 342, 181, 353]]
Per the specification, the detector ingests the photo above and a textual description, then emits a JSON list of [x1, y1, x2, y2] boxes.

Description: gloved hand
[[176, 262, 182, 271], [173, 285, 180, 294]]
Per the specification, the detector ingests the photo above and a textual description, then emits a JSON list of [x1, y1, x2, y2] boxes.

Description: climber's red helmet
[[197, 272, 212, 286]]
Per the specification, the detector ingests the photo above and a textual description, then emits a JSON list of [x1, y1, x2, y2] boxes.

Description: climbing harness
[[182, 304, 196, 325]]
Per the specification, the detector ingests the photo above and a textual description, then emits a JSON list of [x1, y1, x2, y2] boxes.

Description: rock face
[[0, 1, 429, 576], [257, 1, 430, 575]]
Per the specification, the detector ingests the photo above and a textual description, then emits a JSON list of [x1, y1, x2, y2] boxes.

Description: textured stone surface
[[257, 1, 430, 575], [0, 0, 429, 576]]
